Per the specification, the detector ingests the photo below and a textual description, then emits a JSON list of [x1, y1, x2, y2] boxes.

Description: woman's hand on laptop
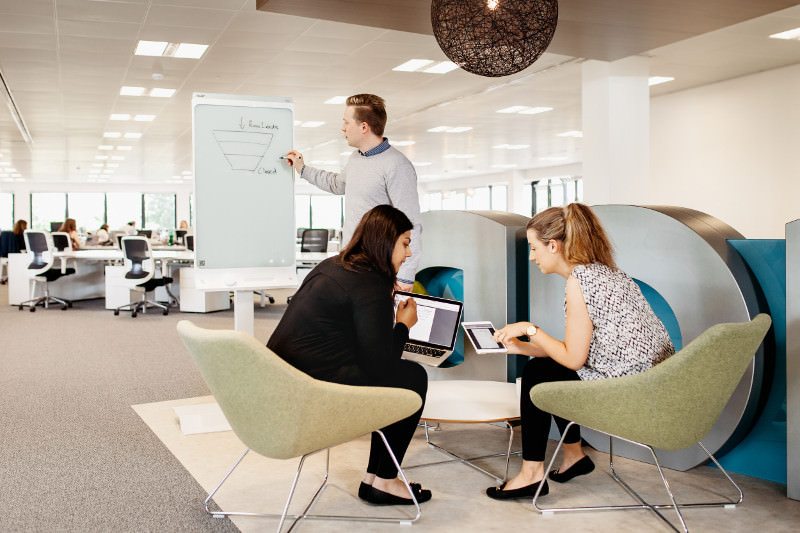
[[396, 297, 418, 329]]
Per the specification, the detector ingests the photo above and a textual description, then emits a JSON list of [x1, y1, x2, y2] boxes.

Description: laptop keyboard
[[404, 343, 447, 358]]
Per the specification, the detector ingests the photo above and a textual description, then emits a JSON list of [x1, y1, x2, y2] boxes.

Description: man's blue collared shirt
[[359, 137, 391, 157]]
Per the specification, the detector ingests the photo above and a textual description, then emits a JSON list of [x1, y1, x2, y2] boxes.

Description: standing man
[[285, 94, 421, 291]]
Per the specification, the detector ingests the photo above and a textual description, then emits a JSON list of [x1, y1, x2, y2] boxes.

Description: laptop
[[393, 291, 463, 367]]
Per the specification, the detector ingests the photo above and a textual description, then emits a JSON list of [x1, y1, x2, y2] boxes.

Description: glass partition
[[144, 193, 176, 230]]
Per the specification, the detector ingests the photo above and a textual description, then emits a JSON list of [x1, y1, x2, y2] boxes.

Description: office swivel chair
[[114, 233, 125, 249], [137, 229, 152, 239], [112, 236, 174, 317], [51, 232, 72, 252], [300, 228, 329, 252], [185, 234, 194, 251], [18, 230, 75, 312]]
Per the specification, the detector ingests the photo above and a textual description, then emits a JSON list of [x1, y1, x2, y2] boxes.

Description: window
[[0, 192, 12, 229], [143, 193, 176, 230], [466, 186, 491, 210], [529, 176, 583, 215], [490, 185, 507, 211], [423, 192, 442, 212], [67, 193, 105, 233], [310, 194, 342, 229], [441, 191, 466, 210], [31, 192, 66, 230], [106, 193, 142, 230], [295, 195, 311, 230]]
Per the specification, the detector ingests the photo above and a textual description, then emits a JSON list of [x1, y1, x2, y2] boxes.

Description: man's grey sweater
[[300, 146, 422, 284]]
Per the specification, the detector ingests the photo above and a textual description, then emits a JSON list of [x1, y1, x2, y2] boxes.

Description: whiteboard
[[191, 93, 295, 284]]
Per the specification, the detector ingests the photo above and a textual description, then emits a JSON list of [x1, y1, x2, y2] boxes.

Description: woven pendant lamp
[[431, 0, 558, 77]]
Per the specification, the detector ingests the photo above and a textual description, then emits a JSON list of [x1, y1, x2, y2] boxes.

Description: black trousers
[[521, 357, 582, 461], [324, 359, 427, 479]]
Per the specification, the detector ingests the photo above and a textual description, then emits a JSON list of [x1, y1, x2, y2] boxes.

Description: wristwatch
[[526, 324, 538, 337]]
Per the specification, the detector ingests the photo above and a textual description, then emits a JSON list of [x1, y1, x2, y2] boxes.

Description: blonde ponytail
[[527, 203, 616, 269]]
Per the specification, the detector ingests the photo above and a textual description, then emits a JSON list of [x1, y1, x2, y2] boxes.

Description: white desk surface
[[56, 250, 335, 264], [421, 380, 520, 423]]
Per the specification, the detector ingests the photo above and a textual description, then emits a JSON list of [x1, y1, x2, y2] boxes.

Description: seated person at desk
[[120, 221, 137, 235], [13, 219, 27, 250], [178, 219, 190, 231], [95, 224, 110, 244], [486, 203, 675, 501], [57, 218, 81, 250], [267, 204, 432, 506]]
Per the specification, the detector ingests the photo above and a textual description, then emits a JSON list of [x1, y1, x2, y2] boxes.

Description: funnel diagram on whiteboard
[[212, 130, 273, 171]]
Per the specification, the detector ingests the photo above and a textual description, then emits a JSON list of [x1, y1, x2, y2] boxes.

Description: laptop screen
[[394, 291, 463, 350]]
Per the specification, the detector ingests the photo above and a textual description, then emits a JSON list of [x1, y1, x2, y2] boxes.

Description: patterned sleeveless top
[[568, 263, 675, 380]]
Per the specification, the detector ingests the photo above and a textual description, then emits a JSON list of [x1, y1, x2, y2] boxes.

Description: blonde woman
[[487, 203, 675, 500]]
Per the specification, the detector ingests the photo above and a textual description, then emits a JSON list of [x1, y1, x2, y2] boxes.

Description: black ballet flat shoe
[[548, 455, 595, 483], [485, 479, 549, 500], [359, 483, 432, 505], [358, 481, 422, 500]]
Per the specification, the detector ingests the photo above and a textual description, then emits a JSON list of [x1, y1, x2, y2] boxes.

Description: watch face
[[527, 325, 537, 336]]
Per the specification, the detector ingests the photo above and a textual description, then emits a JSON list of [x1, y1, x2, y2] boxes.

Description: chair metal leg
[[532, 421, 743, 533], [202, 432, 421, 531], [406, 420, 520, 484]]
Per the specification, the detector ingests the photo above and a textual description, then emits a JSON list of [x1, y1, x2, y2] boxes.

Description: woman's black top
[[267, 257, 409, 385]]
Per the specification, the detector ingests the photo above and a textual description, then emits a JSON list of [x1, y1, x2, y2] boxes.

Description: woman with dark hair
[[12, 219, 27, 250], [268, 204, 432, 505]]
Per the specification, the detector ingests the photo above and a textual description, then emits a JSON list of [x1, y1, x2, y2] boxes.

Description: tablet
[[462, 321, 508, 354]]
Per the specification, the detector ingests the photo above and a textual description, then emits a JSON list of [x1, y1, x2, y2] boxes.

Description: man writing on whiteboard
[[285, 94, 421, 291]]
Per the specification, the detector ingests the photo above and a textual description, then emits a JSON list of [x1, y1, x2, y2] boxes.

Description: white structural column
[[581, 57, 650, 205]]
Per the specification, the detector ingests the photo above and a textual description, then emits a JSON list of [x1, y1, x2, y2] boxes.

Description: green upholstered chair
[[529, 314, 771, 533], [176, 320, 424, 532]]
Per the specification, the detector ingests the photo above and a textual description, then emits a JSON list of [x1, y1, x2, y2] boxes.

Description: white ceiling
[[1, 0, 800, 188]]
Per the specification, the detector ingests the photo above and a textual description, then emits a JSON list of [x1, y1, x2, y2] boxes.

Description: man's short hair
[[346, 94, 387, 137]]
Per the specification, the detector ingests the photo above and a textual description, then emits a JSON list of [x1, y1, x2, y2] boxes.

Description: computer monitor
[[137, 229, 152, 238], [50, 221, 62, 232]]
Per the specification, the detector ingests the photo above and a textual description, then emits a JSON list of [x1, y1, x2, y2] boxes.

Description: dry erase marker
[[279, 155, 292, 166]]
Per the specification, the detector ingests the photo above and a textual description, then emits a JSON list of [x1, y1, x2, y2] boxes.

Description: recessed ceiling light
[[89, 169, 101, 174], [103, 132, 121, 138], [493, 144, 530, 150], [120, 86, 146, 96], [13, 177, 24, 181], [557, 130, 583, 138], [497, 106, 529, 114], [293, 120, 302, 126], [149, 88, 176, 98], [519, 106, 553, 115], [648, 76, 675, 86], [0, 177, 11, 182], [135, 40, 168, 56], [423, 61, 459, 74], [134, 114, 155, 122], [6, 168, 16, 172], [427, 126, 472, 133], [98, 145, 114, 150], [172, 43, 209, 59], [116, 145, 133, 151], [300, 121, 325, 128], [324, 96, 347, 104], [444, 154, 475, 159], [182, 175, 193, 180], [540, 155, 569, 162], [770, 27, 800, 40], [102, 170, 114, 174], [393, 59, 434, 72], [181, 170, 192, 175], [110, 114, 131, 121], [92, 163, 104, 168], [491, 164, 518, 169], [412, 161, 432, 166], [123, 132, 142, 139], [111, 156, 125, 161], [393, 140, 416, 146], [95, 155, 109, 160], [106, 163, 119, 168]]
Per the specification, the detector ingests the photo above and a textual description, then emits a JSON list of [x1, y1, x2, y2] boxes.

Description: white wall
[[650, 62, 800, 238]]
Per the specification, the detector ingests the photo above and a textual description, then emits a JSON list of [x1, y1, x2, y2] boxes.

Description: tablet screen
[[463, 322, 506, 351]]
